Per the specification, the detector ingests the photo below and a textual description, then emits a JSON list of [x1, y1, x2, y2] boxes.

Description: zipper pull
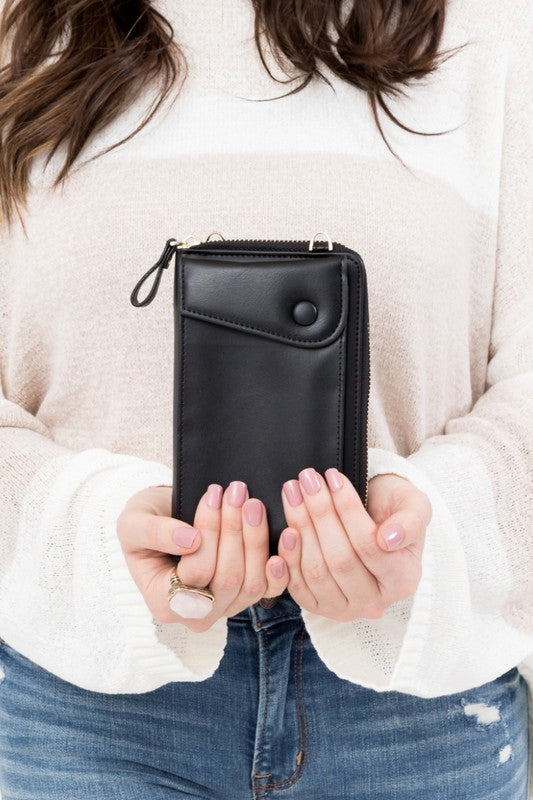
[[130, 236, 201, 307]]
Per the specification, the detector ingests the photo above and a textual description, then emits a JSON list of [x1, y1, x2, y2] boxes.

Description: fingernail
[[227, 480, 247, 507], [325, 467, 343, 492], [206, 483, 223, 509], [172, 526, 198, 547], [281, 530, 297, 550], [381, 526, 405, 550], [283, 479, 303, 507], [271, 560, 285, 578], [244, 498, 263, 526], [298, 467, 321, 495], [169, 591, 212, 619]]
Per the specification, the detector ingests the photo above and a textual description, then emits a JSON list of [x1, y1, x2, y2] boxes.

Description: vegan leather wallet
[[131, 232, 370, 556]]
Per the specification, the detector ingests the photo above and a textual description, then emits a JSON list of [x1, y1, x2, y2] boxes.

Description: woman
[[0, 0, 531, 798]]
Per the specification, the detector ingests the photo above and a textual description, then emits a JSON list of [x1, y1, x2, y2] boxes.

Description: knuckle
[[305, 561, 329, 584], [179, 565, 213, 588], [335, 490, 361, 515], [287, 576, 304, 595], [215, 572, 243, 593], [146, 513, 164, 549], [241, 577, 267, 598], [357, 537, 380, 560], [309, 499, 332, 520], [329, 555, 357, 575]]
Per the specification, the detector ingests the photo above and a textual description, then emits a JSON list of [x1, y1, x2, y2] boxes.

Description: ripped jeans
[[0, 591, 530, 800]]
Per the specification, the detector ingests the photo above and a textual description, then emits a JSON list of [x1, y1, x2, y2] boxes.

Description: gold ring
[[167, 563, 215, 618]]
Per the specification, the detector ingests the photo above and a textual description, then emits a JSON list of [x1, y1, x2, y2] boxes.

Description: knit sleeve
[[0, 382, 227, 694], [299, 18, 533, 697]]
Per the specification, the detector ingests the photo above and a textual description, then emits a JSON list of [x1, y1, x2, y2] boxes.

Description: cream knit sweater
[[0, 0, 531, 762]]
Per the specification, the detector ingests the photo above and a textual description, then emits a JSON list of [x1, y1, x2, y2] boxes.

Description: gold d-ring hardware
[[205, 231, 226, 242], [309, 232, 332, 251]]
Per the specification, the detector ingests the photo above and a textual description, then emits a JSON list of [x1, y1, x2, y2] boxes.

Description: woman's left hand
[[277, 467, 432, 622]]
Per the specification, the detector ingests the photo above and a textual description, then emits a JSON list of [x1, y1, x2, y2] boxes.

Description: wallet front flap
[[178, 252, 348, 347]]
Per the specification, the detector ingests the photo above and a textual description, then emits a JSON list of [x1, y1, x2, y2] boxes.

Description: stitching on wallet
[[178, 305, 185, 517], [181, 264, 344, 345], [337, 332, 342, 468]]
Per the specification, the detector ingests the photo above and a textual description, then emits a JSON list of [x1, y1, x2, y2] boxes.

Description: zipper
[[130, 232, 371, 505], [130, 233, 355, 308]]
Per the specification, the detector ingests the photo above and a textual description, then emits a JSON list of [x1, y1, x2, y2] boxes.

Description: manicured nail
[[244, 498, 263, 526], [227, 480, 247, 507], [172, 526, 198, 547], [283, 479, 303, 507], [271, 560, 285, 578], [325, 467, 343, 492], [298, 467, 321, 495], [281, 530, 297, 550], [381, 526, 405, 550], [169, 591, 212, 619], [206, 483, 223, 509]]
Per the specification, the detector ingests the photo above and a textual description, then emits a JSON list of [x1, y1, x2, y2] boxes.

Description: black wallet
[[131, 232, 370, 556]]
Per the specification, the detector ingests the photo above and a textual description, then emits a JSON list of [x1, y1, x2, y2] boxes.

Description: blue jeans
[[0, 591, 529, 800]]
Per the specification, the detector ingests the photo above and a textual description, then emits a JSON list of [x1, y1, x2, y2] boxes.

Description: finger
[[210, 480, 248, 612], [117, 504, 202, 557], [297, 467, 378, 602], [264, 554, 289, 599], [175, 483, 223, 589], [325, 468, 425, 602], [124, 552, 188, 625], [281, 477, 347, 615], [277, 527, 318, 611], [374, 483, 432, 556], [225, 497, 268, 614]]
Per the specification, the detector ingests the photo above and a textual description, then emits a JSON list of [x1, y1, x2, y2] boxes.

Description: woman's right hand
[[116, 481, 288, 633]]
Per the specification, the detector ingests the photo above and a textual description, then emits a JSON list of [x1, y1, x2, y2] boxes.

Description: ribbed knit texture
[[0, 0, 531, 781]]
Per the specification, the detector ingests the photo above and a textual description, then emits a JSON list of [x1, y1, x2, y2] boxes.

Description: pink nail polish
[[325, 467, 343, 492], [271, 560, 285, 578], [283, 479, 303, 507], [206, 483, 223, 509], [281, 530, 297, 550], [227, 480, 247, 507], [244, 498, 263, 526], [172, 526, 198, 547], [298, 467, 321, 495], [382, 526, 405, 550]]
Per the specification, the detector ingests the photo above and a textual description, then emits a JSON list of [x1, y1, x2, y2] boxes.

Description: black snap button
[[292, 300, 318, 326]]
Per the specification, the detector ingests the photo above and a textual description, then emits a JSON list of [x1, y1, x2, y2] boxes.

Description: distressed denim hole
[[498, 744, 512, 764], [462, 701, 501, 726]]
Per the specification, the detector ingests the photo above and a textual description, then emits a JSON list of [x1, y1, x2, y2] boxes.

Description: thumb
[[376, 495, 431, 554]]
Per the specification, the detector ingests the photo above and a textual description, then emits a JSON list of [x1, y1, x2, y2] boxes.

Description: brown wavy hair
[[0, 0, 465, 230]]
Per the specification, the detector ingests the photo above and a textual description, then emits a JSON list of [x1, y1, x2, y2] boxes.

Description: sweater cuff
[[300, 446, 532, 697], [96, 452, 228, 692]]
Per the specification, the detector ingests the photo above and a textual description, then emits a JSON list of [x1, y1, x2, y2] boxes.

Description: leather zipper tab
[[130, 238, 178, 307]]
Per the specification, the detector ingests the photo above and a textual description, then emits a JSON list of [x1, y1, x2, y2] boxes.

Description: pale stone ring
[[167, 562, 215, 619]]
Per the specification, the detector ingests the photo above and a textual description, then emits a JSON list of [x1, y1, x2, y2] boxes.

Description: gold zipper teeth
[[364, 320, 371, 508]]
